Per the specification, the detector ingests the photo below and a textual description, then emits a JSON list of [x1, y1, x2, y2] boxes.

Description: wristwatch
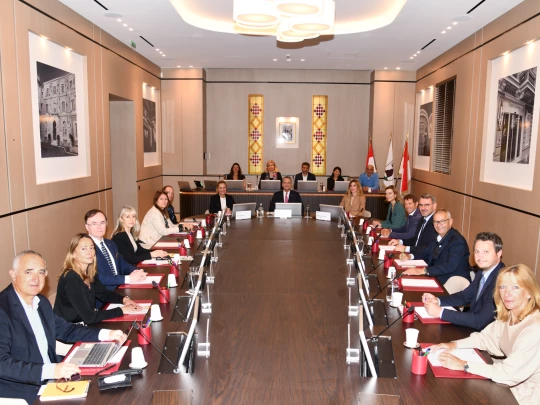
[[463, 363, 470, 372]]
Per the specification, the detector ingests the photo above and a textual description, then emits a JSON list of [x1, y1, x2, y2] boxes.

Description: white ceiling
[[58, 0, 524, 71]]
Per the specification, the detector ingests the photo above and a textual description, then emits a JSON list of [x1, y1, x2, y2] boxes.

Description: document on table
[[415, 306, 456, 319], [378, 245, 396, 251], [401, 278, 439, 288], [141, 259, 170, 265], [106, 302, 151, 315], [128, 275, 163, 285], [395, 259, 428, 267], [153, 242, 181, 248], [428, 348, 485, 367]]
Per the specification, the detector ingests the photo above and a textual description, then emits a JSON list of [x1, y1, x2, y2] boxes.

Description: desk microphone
[[166, 255, 181, 272], [368, 306, 415, 342], [131, 321, 179, 373], [368, 271, 404, 302], [152, 281, 186, 320]]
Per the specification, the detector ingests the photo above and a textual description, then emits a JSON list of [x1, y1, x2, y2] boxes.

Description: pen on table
[[422, 348, 431, 356]]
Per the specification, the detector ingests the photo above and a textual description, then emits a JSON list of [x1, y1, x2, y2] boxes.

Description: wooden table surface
[[40, 218, 517, 405]]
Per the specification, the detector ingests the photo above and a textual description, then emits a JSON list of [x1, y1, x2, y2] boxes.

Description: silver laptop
[[177, 180, 192, 192], [70, 341, 123, 367], [333, 180, 349, 192], [204, 180, 218, 190], [275, 202, 302, 216], [225, 180, 244, 191], [319, 204, 346, 221], [297, 180, 317, 192], [260, 180, 282, 191], [232, 202, 257, 219]]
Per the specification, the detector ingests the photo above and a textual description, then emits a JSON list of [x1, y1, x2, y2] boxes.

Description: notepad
[[395, 259, 428, 267], [415, 306, 456, 319], [128, 275, 163, 285], [378, 245, 396, 251], [39, 380, 90, 401], [141, 259, 170, 265], [153, 242, 182, 248], [106, 302, 151, 315], [428, 348, 485, 367], [401, 278, 439, 288]]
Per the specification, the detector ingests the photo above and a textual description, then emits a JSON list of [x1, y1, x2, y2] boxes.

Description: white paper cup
[[378, 250, 385, 260], [405, 328, 419, 347], [131, 347, 145, 365], [392, 292, 403, 307], [173, 254, 180, 264], [368, 187, 372, 193], [368, 236, 374, 246], [366, 226, 372, 234], [387, 266, 396, 279], [359, 218, 364, 226], [167, 273, 178, 288], [150, 304, 163, 321], [196, 230, 203, 239], [184, 239, 191, 249]]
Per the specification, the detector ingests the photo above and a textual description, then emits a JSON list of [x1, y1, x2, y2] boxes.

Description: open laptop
[[204, 180, 218, 190], [69, 340, 124, 367], [319, 204, 345, 221], [333, 180, 349, 192], [260, 180, 281, 191], [177, 180, 192, 192], [232, 202, 256, 219], [225, 180, 244, 191], [297, 180, 318, 192], [275, 202, 302, 216]]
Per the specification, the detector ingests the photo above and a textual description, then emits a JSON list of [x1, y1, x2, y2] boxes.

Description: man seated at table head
[[268, 176, 303, 212], [359, 165, 379, 192], [380, 194, 421, 240], [401, 209, 471, 288], [422, 232, 504, 330], [0, 250, 127, 404], [293, 162, 316, 190], [389, 193, 438, 257], [85, 209, 146, 291]]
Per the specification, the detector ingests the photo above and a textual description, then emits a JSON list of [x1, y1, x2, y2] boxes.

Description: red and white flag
[[399, 138, 411, 194], [365, 139, 377, 172]]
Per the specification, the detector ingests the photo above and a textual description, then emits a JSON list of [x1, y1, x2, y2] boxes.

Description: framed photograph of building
[[414, 87, 433, 171], [143, 98, 156, 152], [481, 42, 540, 190], [29, 32, 90, 184], [142, 83, 160, 167], [275, 117, 299, 149]]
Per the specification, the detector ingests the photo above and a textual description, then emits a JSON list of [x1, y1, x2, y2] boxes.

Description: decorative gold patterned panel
[[312, 95, 327, 175], [248, 95, 264, 174]]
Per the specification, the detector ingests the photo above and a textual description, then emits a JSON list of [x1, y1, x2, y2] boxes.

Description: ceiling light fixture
[[526, 40, 535, 45], [177, 65, 181, 67], [163, 54, 166, 57], [417, 50, 421, 53], [273, 58, 278, 61], [156, 49, 160, 51], [441, 31, 446, 34], [300, 58, 305, 61], [410, 56, 413, 59], [117, 18, 122, 22], [384, 67, 388, 70], [123, 24, 127, 27], [452, 21, 458, 25], [413, 53, 417, 56], [129, 28, 133, 31], [396, 67, 401, 70], [189, 65, 193, 68], [276, 0, 323, 16]]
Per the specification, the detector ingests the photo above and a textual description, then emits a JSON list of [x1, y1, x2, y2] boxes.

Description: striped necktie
[[100, 241, 117, 275]]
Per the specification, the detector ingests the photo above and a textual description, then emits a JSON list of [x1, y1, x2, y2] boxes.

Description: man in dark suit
[[389, 193, 438, 257], [85, 209, 147, 290], [380, 194, 421, 240], [0, 251, 126, 404], [422, 232, 504, 330], [293, 162, 316, 190], [402, 209, 471, 286], [269, 176, 303, 212]]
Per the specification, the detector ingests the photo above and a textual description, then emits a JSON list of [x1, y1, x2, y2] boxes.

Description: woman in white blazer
[[139, 191, 193, 248]]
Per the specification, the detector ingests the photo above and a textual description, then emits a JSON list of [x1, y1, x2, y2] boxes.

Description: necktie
[[101, 241, 117, 275], [415, 218, 428, 246], [476, 274, 487, 300], [285, 192, 289, 203]]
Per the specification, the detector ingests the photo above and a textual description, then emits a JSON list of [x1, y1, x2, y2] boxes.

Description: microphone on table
[[152, 281, 186, 320], [368, 271, 404, 302], [131, 321, 179, 373], [368, 306, 415, 343], [166, 254, 181, 271]]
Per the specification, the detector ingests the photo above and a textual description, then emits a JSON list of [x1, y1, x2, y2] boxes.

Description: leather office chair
[[363, 210, 371, 218], [444, 276, 470, 295]]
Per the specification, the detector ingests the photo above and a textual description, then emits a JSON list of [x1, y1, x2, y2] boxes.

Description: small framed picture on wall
[[278, 122, 296, 144]]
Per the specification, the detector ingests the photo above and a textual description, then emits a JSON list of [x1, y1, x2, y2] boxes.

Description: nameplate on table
[[274, 209, 292, 218], [236, 210, 251, 220], [316, 211, 331, 221]]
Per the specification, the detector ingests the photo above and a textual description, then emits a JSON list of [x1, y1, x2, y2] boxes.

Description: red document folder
[[118, 274, 165, 289], [63, 340, 131, 376], [421, 343, 488, 379], [399, 276, 444, 292], [101, 300, 153, 322], [393, 259, 427, 271], [410, 302, 451, 324]]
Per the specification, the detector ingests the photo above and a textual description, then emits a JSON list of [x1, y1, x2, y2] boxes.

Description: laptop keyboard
[[82, 343, 112, 365]]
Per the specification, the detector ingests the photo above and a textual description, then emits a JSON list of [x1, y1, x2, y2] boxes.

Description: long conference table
[[43, 217, 517, 404]]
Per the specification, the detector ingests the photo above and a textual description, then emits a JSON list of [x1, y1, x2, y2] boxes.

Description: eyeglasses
[[433, 219, 449, 226], [86, 221, 106, 227], [56, 373, 81, 393]]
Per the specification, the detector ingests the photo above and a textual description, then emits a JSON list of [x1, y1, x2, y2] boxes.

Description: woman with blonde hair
[[432, 264, 540, 404], [339, 179, 366, 219], [54, 233, 140, 324], [111, 205, 168, 265], [258, 159, 282, 188]]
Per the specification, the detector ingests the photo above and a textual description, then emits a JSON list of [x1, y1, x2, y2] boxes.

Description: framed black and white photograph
[[29, 32, 90, 184], [142, 83, 160, 167], [481, 41, 540, 191], [143, 98, 156, 152], [279, 122, 296, 144], [275, 117, 299, 149], [418, 101, 432, 157]]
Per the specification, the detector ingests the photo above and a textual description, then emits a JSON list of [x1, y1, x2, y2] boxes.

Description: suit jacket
[[258, 172, 283, 188], [0, 284, 100, 403], [389, 209, 422, 240], [208, 194, 236, 214], [439, 262, 505, 330], [268, 190, 303, 212], [139, 206, 182, 249], [293, 172, 316, 189], [406, 214, 438, 257], [417, 228, 471, 285], [94, 238, 136, 290], [112, 231, 152, 265], [166, 205, 179, 225]]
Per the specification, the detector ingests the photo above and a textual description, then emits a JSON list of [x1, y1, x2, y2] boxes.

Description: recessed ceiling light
[[65, 47, 72, 51], [123, 23, 127, 27], [129, 28, 133, 31], [417, 51, 421, 53], [452, 21, 458, 25], [273, 58, 277, 61], [162, 54, 166, 57], [300, 59, 305, 62], [396, 67, 401, 70], [189, 65, 193, 68], [410, 57, 413, 59], [384, 67, 388, 70], [441, 31, 446, 34], [159, 51, 163, 54], [502, 51, 509, 55], [156, 49, 159, 51], [177, 65, 181, 68], [41, 35, 48, 40], [526, 40, 534, 45], [413, 54, 417, 56], [117, 18, 122, 22], [447, 26, 452, 30]]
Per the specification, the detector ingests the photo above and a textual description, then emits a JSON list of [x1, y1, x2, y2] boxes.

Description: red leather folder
[[393, 259, 428, 271], [63, 340, 131, 376], [101, 300, 153, 322], [118, 274, 165, 289], [421, 343, 488, 379], [410, 302, 451, 324], [399, 276, 444, 292]]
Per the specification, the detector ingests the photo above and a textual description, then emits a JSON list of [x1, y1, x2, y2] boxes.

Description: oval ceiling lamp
[[277, 18, 320, 42], [233, 0, 280, 27], [290, 0, 335, 33], [276, 0, 323, 17]]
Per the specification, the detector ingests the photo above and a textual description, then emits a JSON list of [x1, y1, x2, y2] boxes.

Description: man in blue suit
[[422, 232, 504, 330], [85, 209, 147, 290], [380, 194, 421, 240], [0, 251, 126, 404], [402, 209, 471, 286], [268, 176, 304, 212]]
